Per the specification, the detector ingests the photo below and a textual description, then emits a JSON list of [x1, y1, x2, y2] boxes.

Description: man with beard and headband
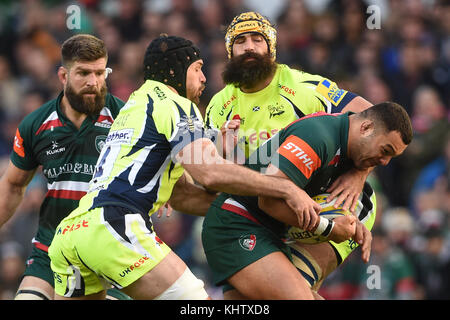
[[204, 11, 379, 298], [0, 34, 130, 300], [206, 12, 374, 208], [48, 35, 320, 300]]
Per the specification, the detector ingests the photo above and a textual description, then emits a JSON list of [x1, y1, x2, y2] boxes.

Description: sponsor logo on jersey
[[154, 86, 167, 100], [44, 162, 96, 179], [56, 219, 89, 235], [239, 234, 256, 251], [46, 140, 66, 156], [223, 95, 236, 109], [316, 79, 347, 106], [94, 121, 112, 128], [252, 106, 260, 112], [248, 128, 279, 145], [268, 103, 285, 118], [278, 135, 321, 179], [105, 128, 134, 144], [95, 135, 107, 153], [95, 117, 113, 128], [278, 84, 296, 96], [219, 95, 237, 116], [13, 128, 25, 157]]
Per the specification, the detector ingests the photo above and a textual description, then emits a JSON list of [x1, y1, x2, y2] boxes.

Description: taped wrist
[[314, 217, 335, 238]]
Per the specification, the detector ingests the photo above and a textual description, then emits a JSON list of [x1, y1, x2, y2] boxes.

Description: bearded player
[[205, 12, 380, 298], [0, 34, 129, 300]]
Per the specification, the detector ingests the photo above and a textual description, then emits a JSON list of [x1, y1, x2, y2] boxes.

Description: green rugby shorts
[[201, 196, 291, 287]]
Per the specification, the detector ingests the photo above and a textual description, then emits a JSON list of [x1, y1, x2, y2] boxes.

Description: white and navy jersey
[[72, 80, 205, 219]]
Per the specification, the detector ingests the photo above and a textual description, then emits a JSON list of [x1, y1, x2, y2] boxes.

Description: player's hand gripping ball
[[287, 193, 351, 244]]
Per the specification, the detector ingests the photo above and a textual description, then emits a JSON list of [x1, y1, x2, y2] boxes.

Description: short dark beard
[[222, 52, 277, 90], [64, 82, 107, 116]]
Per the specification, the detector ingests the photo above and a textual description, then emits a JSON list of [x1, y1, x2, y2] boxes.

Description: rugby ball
[[286, 193, 351, 244]]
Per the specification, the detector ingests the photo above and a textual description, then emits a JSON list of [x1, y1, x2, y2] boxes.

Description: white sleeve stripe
[[47, 181, 90, 192]]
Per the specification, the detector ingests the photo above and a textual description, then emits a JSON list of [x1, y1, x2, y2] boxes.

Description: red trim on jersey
[[328, 154, 341, 166], [35, 119, 64, 135], [33, 241, 49, 253], [96, 115, 114, 124], [221, 203, 261, 225], [46, 189, 86, 200], [284, 111, 342, 130]]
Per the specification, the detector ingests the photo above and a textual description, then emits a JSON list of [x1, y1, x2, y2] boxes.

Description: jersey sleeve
[[314, 77, 357, 113], [273, 134, 322, 188], [269, 119, 328, 188], [10, 119, 39, 171]]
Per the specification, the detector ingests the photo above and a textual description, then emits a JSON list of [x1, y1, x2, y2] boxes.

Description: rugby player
[[48, 35, 324, 300], [0, 34, 130, 300]]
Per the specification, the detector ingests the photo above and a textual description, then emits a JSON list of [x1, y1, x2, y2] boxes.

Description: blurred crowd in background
[[0, 0, 448, 300]]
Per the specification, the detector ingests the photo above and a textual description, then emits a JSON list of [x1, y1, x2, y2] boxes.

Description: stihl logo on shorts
[[13, 128, 25, 157], [239, 234, 256, 251], [278, 135, 321, 179]]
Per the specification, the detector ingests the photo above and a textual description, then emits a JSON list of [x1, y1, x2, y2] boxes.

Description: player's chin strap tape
[[314, 217, 335, 238], [15, 287, 52, 300]]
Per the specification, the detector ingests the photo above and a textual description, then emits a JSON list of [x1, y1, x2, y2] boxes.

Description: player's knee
[[15, 287, 53, 300], [154, 267, 209, 300]]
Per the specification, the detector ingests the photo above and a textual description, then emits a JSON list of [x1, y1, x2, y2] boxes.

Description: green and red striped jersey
[[10, 91, 124, 249]]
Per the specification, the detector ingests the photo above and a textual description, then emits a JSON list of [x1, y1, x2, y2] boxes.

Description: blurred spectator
[[113, 0, 144, 42], [394, 86, 450, 206], [0, 241, 26, 300], [319, 225, 420, 300], [410, 222, 450, 300], [359, 226, 420, 300], [0, 55, 23, 119], [410, 122, 450, 216]]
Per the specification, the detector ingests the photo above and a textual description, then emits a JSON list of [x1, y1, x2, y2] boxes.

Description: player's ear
[[57, 66, 68, 85], [360, 120, 374, 137]]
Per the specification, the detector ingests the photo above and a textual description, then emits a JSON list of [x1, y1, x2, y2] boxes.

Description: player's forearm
[[169, 174, 218, 216], [192, 160, 295, 200], [0, 179, 26, 228], [180, 139, 295, 200], [258, 196, 300, 227]]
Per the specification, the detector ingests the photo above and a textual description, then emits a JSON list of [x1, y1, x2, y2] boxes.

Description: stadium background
[[0, 0, 448, 300]]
